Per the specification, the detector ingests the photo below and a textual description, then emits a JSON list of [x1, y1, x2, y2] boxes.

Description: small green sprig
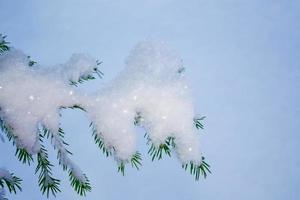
[[47, 127, 91, 196], [0, 173, 22, 195], [15, 148, 33, 165], [144, 132, 175, 161], [36, 133, 61, 198], [182, 157, 211, 180], [117, 162, 125, 176], [147, 137, 176, 161], [69, 171, 91, 196], [90, 122, 112, 157], [194, 116, 206, 130], [27, 56, 37, 67], [36, 152, 61, 197], [130, 152, 142, 170], [0, 34, 10, 53], [117, 152, 142, 175]]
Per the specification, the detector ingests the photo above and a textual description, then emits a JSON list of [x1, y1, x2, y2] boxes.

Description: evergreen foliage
[[0, 34, 211, 199]]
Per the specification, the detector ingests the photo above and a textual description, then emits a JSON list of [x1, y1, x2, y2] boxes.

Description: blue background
[[1, 0, 300, 199]]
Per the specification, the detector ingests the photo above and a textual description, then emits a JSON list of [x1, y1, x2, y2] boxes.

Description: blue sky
[[1, 0, 300, 199]]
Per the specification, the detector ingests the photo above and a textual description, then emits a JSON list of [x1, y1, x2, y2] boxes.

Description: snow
[[0, 49, 97, 154], [0, 41, 202, 167], [44, 53, 98, 83], [85, 41, 202, 164]]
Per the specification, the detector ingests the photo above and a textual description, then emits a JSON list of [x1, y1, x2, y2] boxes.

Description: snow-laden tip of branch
[[85, 41, 202, 164], [0, 168, 22, 198], [0, 169, 12, 181], [0, 49, 97, 154], [45, 53, 98, 83]]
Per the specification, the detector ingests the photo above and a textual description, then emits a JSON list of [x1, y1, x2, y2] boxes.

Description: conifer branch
[[0, 34, 211, 199]]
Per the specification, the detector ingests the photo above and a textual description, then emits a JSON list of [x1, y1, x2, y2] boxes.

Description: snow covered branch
[[0, 34, 210, 198]]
